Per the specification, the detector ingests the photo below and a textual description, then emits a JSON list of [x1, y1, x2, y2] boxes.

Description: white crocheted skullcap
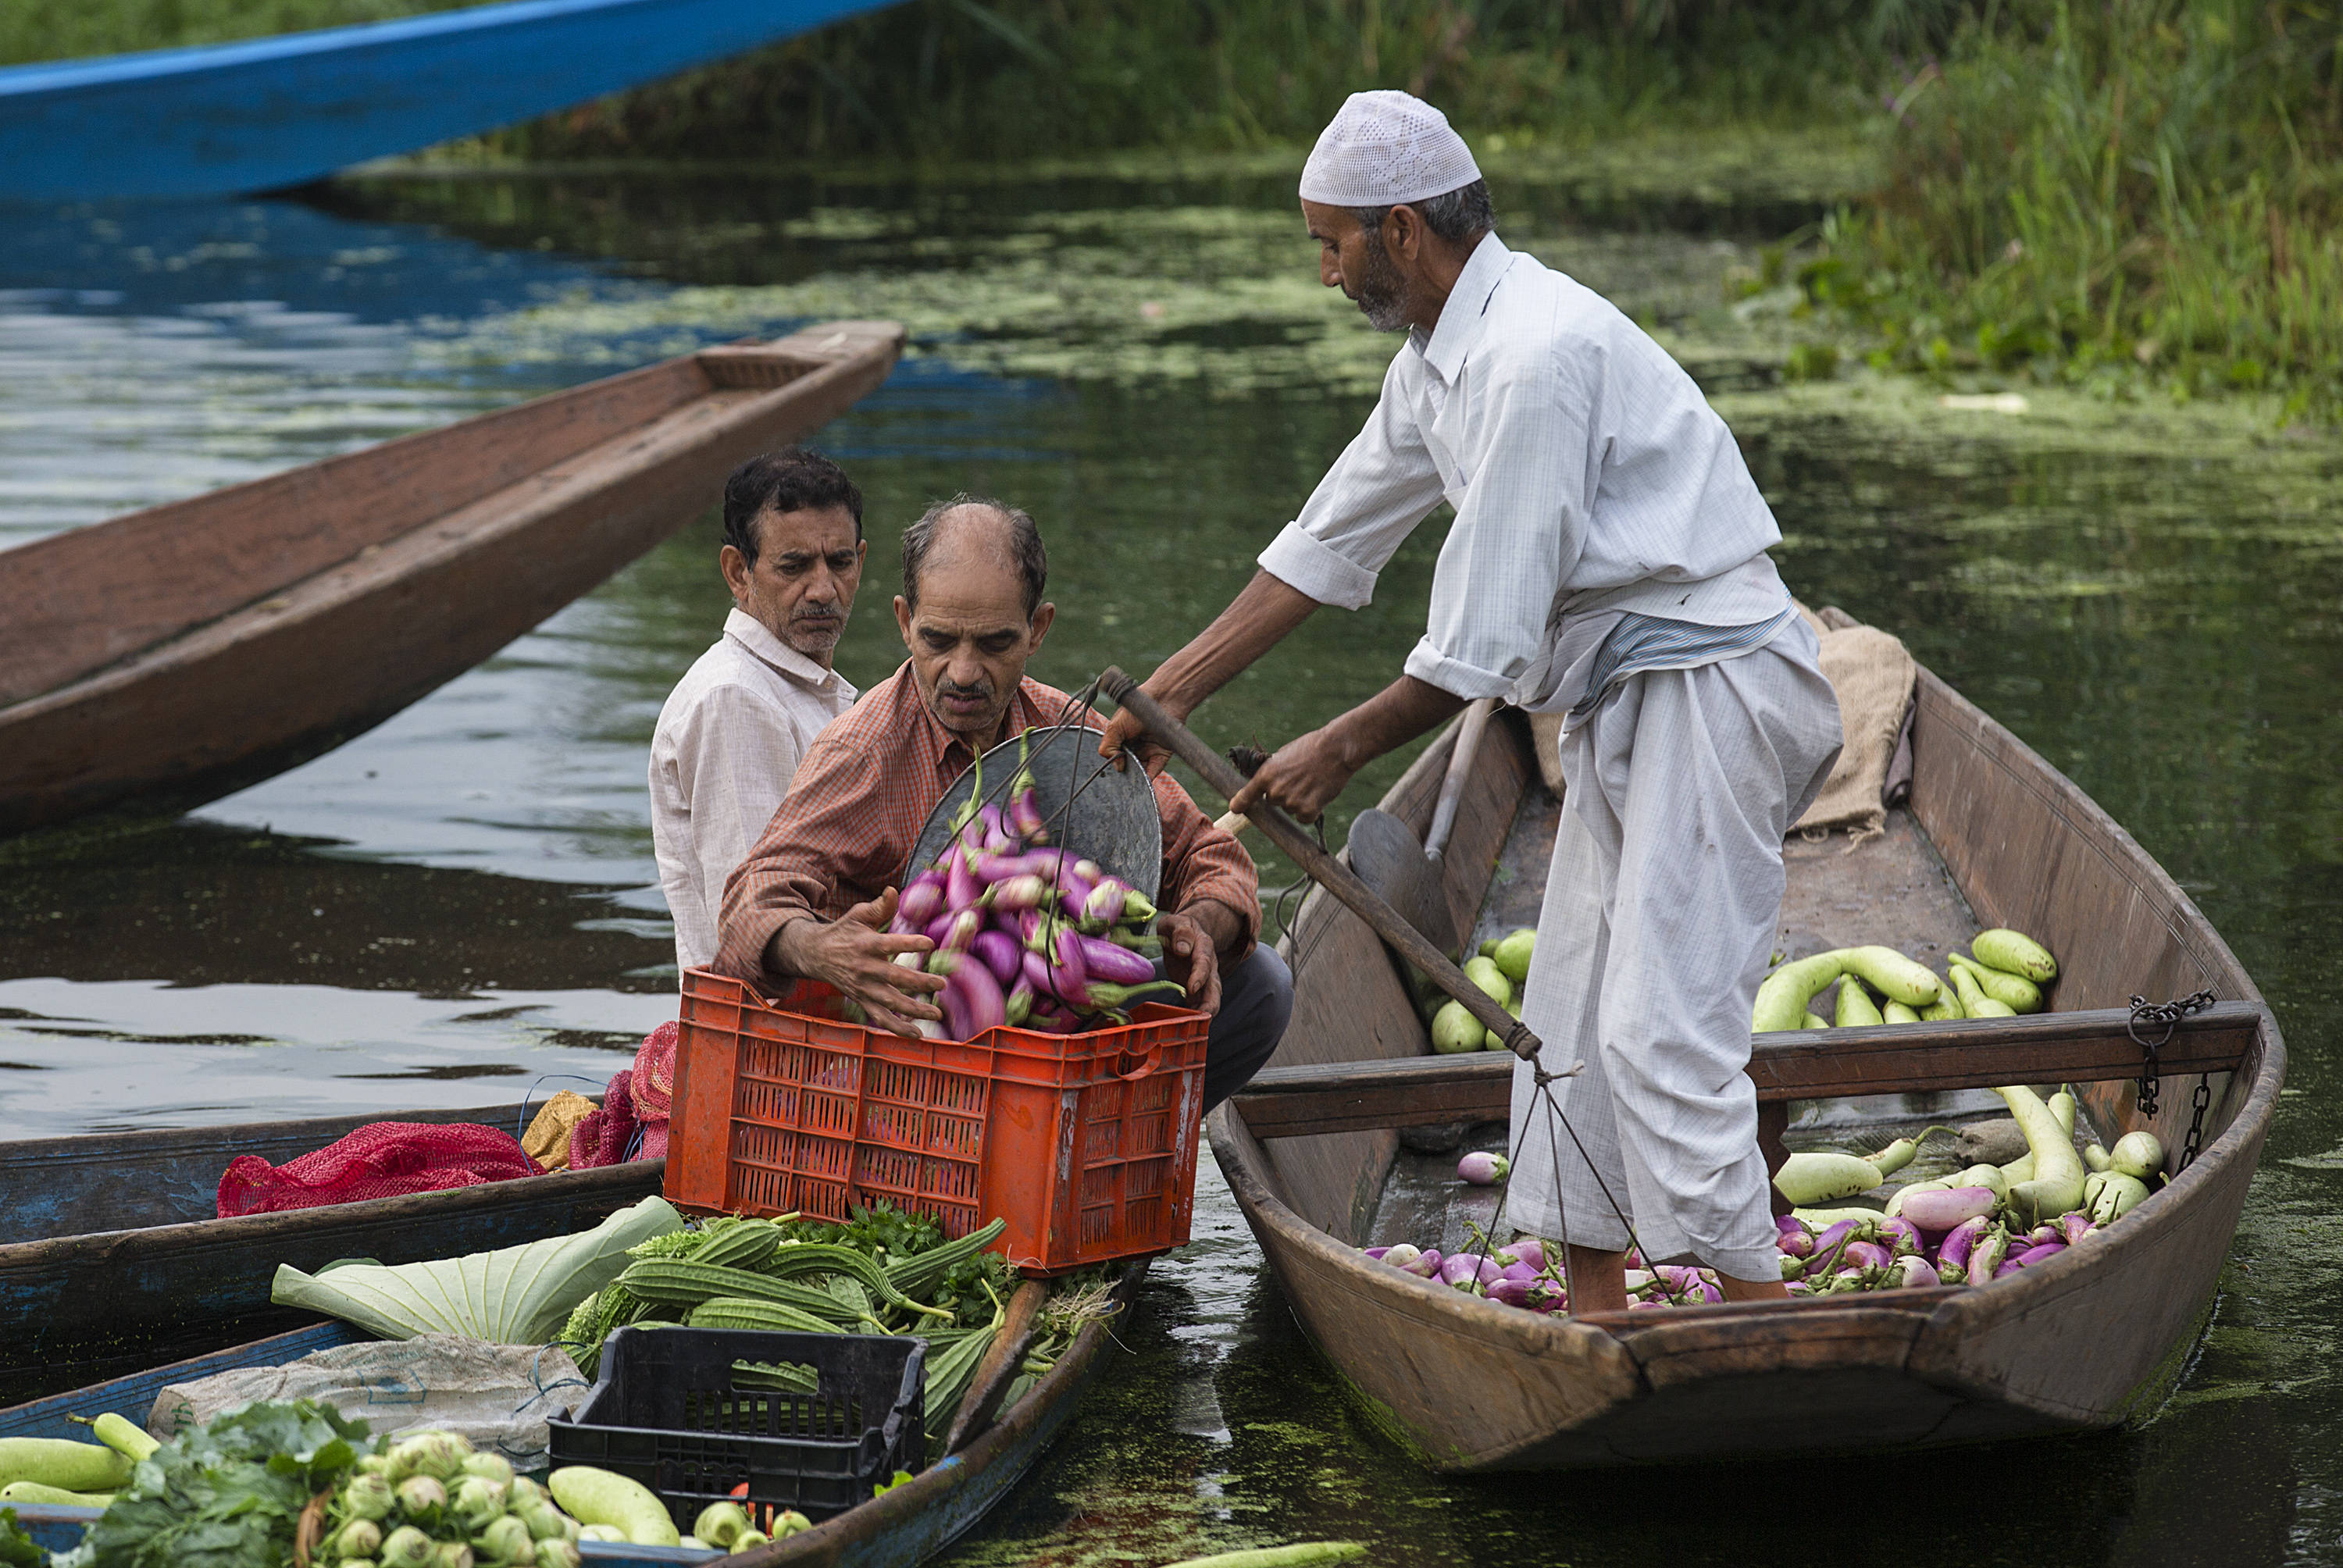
[[1298, 90, 1482, 208]]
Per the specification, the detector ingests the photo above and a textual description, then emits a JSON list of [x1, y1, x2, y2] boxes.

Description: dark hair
[[1353, 177, 1496, 249], [900, 494, 1049, 620], [722, 447, 863, 565]]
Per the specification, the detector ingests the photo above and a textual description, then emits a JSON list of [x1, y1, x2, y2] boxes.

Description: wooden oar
[[1100, 668, 1541, 1064], [1344, 697, 1495, 953], [943, 1278, 1050, 1454]]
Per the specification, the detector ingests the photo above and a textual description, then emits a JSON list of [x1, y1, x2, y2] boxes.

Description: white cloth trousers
[[1505, 623, 1842, 1282]]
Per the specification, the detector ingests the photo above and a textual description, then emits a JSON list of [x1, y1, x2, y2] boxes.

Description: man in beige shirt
[[650, 448, 866, 977]]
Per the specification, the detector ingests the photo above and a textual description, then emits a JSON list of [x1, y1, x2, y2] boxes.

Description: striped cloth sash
[[1568, 604, 1799, 721]]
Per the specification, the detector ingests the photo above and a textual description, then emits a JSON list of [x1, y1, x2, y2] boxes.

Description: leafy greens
[[57, 1400, 374, 1568]]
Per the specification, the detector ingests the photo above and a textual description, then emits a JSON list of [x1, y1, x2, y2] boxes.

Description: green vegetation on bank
[[0, 0, 468, 65], [12, 0, 2337, 419], [1806, 1, 2343, 419]]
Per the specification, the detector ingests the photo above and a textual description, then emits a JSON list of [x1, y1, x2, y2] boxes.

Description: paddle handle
[[1423, 698, 1496, 861], [1100, 668, 1541, 1062], [943, 1278, 1049, 1454]]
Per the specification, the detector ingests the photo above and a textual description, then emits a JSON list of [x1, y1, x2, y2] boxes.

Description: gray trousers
[[1154, 945, 1293, 1112], [1507, 623, 1842, 1281]]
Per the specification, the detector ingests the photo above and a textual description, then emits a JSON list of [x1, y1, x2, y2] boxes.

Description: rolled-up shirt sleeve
[[1257, 355, 1449, 610], [713, 730, 891, 983], [1403, 333, 1593, 700], [1153, 772, 1261, 955]]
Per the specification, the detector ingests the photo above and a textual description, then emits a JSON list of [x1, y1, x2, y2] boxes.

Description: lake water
[[2, 162, 2339, 1566]]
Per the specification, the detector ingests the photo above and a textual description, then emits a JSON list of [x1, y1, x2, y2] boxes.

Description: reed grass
[[1806, 0, 2343, 418], [13, 0, 2336, 416]]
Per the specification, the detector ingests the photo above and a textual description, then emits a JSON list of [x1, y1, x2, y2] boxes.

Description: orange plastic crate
[[665, 969, 1210, 1274]]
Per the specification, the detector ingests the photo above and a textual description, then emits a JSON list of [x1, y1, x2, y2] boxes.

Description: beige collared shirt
[[651, 608, 856, 977]]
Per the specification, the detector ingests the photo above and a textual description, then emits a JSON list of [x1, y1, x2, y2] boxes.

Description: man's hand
[[1098, 572, 1322, 773], [768, 888, 944, 1038], [1097, 700, 1175, 778], [1226, 723, 1358, 824], [1157, 900, 1241, 1017]]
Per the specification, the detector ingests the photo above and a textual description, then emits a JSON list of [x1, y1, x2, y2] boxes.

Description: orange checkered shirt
[[712, 662, 1260, 985]]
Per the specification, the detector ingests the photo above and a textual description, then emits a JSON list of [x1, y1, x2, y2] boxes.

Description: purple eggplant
[[1967, 1228, 2010, 1287], [1841, 1240, 1893, 1271], [1936, 1215, 1989, 1273], [946, 844, 982, 914], [1082, 877, 1134, 927], [983, 874, 1054, 913], [1498, 1260, 1539, 1284], [924, 911, 957, 947], [2025, 1223, 2061, 1249], [1008, 779, 1049, 844], [2056, 1211, 2095, 1247], [1485, 1278, 1538, 1309], [936, 970, 972, 1040], [1775, 1214, 1814, 1258], [897, 871, 947, 928], [1876, 1217, 1923, 1256], [1364, 1246, 1391, 1261], [1022, 946, 1066, 1003], [1054, 859, 1096, 918], [1004, 976, 1035, 1027], [977, 802, 1012, 853], [1076, 934, 1158, 985], [1401, 1248, 1442, 1279], [972, 930, 1024, 987], [1500, 1236, 1549, 1272], [1043, 923, 1090, 1007], [940, 909, 980, 954], [970, 850, 1057, 883], [2012, 1241, 2067, 1269]]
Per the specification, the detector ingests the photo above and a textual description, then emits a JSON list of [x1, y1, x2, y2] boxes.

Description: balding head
[[900, 495, 1049, 620], [893, 494, 1056, 744]]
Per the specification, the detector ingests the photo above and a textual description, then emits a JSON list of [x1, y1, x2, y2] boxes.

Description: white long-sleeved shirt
[[650, 608, 855, 975], [1257, 233, 1792, 711]]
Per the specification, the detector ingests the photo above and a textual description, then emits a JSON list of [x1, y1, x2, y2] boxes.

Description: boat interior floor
[[1365, 779, 2068, 1256]]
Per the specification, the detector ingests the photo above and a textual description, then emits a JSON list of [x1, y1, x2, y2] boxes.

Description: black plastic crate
[[547, 1326, 925, 1530]]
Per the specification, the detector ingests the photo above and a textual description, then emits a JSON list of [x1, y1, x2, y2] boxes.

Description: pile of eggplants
[[890, 757, 1184, 1041]]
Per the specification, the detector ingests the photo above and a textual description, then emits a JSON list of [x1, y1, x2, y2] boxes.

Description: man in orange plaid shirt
[[713, 495, 1291, 1110]]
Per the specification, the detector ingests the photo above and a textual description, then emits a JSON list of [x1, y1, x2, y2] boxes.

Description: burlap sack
[[1791, 618, 1915, 845], [521, 1090, 596, 1171]]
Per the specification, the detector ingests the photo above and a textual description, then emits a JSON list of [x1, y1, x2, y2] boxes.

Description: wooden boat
[[0, 0, 894, 202], [0, 1264, 1147, 1567], [0, 1101, 665, 1404], [1209, 605, 2284, 1470], [0, 320, 902, 833]]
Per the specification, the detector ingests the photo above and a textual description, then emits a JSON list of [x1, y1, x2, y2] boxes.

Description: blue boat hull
[[0, 0, 896, 202]]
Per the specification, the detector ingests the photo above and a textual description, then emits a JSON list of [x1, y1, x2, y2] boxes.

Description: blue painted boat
[[0, 1265, 1143, 1566], [0, 0, 899, 204]]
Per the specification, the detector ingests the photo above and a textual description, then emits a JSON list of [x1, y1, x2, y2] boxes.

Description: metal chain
[[2181, 1074, 2214, 1173], [2127, 989, 2216, 1122]]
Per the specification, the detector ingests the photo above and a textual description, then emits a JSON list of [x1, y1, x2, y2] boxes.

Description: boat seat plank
[[1229, 1003, 2259, 1137]]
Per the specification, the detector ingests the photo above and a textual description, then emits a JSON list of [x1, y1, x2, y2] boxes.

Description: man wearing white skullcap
[[1102, 90, 1843, 1312]]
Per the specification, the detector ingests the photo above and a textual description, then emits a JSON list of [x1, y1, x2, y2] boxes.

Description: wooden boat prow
[[1210, 609, 2282, 1469], [0, 319, 904, 832]]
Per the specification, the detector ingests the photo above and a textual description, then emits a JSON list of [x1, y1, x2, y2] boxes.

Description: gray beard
[[1353, 230, 1410, 333]]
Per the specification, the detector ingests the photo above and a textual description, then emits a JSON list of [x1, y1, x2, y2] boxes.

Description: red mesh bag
[[569, 1069, 637, 1171], [216, 1121, 540, 1218]]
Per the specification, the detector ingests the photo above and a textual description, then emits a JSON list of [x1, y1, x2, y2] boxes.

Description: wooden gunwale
[[0, 321, 904, 831], [0, 1099, 665, 1392], [1207, 628, 2284, 1470]]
